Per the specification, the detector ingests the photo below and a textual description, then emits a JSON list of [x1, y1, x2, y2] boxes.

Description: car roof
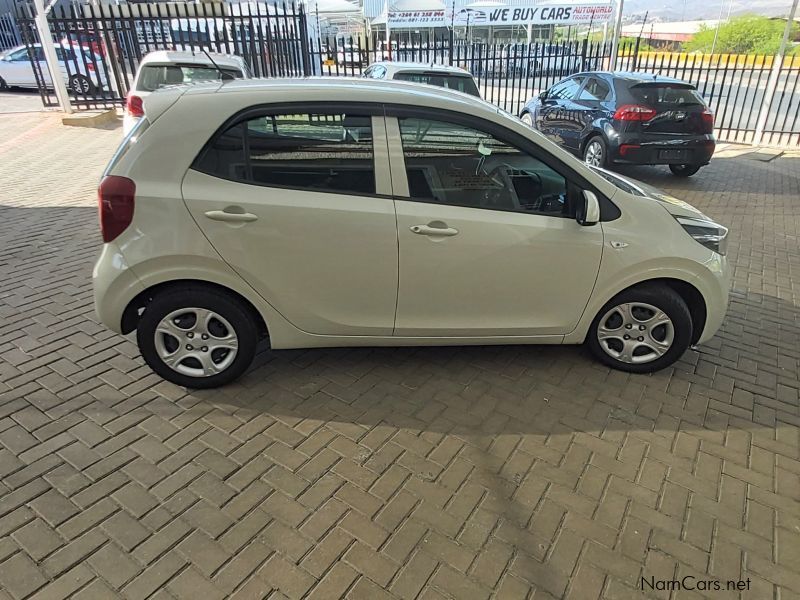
[[371, 61, 472, 76], [139, 50, 244, 69], [178, 76, 482, 103], [572, 71, 694, 86]]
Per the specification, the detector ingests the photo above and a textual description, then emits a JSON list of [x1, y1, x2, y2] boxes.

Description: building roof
[[620, 20, 719, 42]]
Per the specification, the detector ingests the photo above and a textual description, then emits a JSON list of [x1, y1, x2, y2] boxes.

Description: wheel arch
[[121, 279, 269, 339], [594, 277, 707, 345]]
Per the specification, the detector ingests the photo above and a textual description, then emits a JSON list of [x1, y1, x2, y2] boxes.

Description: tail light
[[126, 94, 144, 117], [613, 104, 657, 121], [86, 62, 95, 72], [98, 176, 135, 243], [700, 108, 714, 134]]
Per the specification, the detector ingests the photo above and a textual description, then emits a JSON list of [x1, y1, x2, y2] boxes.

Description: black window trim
[[191, 101, 390, 200], [384, 104, 620, 221]]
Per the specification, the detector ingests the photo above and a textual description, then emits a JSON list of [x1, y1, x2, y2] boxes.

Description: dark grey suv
[[520, 72, 715, 177]]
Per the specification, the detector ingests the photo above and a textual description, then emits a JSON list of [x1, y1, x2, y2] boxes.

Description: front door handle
[[204, 209, 258, 223], [410, 224, 459, 237]]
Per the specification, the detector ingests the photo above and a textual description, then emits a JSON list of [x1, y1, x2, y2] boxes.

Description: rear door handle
[[410, 224, 459, 237], [204, 209, 258, 223]]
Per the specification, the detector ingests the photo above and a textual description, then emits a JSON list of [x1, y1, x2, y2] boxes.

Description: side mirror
[[538, 90, 548, 102], [577, 190, 600, 226]]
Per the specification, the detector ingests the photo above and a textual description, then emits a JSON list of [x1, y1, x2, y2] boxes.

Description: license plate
[[659, 149, 687, 160]]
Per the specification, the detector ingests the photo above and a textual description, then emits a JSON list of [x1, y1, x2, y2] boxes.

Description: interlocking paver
[[0, 111, 799, 599]]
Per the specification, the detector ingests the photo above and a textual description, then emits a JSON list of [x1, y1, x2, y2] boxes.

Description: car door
[[0, 47, 40, 86], [535, 77, 581, 148], [554, 76, 586, 152], [182, 105, 399, 336], [573, 76, 614, 144], [386, 112, 604, 337]]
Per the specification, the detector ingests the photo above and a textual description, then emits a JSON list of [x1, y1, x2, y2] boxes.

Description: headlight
[[674, 216, 729, 256]]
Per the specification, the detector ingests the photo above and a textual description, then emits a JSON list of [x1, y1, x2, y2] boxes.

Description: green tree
[[683, 14, 799, 55]]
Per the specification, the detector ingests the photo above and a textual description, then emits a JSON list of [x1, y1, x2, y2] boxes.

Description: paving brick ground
[[0, 112, 799, 600]]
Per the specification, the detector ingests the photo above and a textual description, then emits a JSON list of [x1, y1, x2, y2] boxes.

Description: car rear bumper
[[609, 136, 715, 166]]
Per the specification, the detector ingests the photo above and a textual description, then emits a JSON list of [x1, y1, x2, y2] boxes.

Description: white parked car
[[94, 78, 730, 388], [363, 61, 480, 97], [0, 43, 107, 94], [123, 50, 250, 135]]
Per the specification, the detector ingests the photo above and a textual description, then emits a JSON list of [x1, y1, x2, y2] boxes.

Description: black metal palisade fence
[[10, 2, 800, 147]]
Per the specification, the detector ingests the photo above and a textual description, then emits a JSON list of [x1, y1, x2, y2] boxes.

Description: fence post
[[33, 0, 71, 113], [580, 38, 587, 71], [632, 36, 640, 71], [753, 0, 798, 146], [297, 2, 311, 76], [609, 0, 624, 70]]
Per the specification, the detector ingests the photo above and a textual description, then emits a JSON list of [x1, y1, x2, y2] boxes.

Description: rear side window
[[629, 84, 705, 108], [393, 72, 480, 97], [578, 78, 611, 102], [195, 111, 376, 195]]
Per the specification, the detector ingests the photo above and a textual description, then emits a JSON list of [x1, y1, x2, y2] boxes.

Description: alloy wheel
[[596, 302, 675, 364], [520, 112, 533, 126], [584, 140, 604, 167], [154, 307, 239, 377]]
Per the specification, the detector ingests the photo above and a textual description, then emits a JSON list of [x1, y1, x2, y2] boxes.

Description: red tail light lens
[[86, 62, 95, 71], [701, 108, 714, 134], [98, 176, 135, 243], [126, 94, 144, 117], [613, 104, 657, 121]]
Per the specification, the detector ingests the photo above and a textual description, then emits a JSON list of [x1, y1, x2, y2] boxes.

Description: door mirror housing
[[538, 90, 548, 102], [577, 190, 600, 226]]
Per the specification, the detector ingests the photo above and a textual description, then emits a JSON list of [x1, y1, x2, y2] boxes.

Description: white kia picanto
[[93, 78, 731, 388]]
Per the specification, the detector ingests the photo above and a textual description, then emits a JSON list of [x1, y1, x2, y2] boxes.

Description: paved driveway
[[0, 113, 798, 600]]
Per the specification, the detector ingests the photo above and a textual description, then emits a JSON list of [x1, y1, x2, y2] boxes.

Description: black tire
[[69, 74, 94, 95], [669, 163, 702, 177], [587, 284, 693, 374], [583, 135, 608, 168], [136, 286, 259, 389], [0, 77, 7, 91]]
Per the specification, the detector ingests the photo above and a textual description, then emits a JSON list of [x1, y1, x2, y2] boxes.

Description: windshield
[[136, 64, 243, 92], [589, 166, 646, 196], [393, 72, 480, 97]]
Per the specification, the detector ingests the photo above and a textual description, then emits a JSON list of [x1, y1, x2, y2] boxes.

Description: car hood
[[589, 166, 708, 220]]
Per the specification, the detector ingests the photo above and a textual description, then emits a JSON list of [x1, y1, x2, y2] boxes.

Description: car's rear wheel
[[583, 136, 607, 168], [520, 111, 533, 126], [69, 74, 94, 95], [587, 285, 693, 373], [669, 164, 702, 177], [136, 286, 258, 388]]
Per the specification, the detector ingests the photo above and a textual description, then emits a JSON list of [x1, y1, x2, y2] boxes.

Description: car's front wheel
[[587, 285, 693, 373], [520, 111, 533, 126], [669, 164, 702, 177], [136, 286, 259, 388]]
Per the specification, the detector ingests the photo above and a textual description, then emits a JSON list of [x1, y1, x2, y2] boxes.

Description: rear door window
[[196, 111, 376, 195], [578, 78, 611, 102]]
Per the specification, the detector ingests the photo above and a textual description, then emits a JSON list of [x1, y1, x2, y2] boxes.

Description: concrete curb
[[62, 108, 118, 128]]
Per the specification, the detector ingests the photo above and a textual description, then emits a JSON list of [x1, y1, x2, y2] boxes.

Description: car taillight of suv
[[98, 175, 135, 243], [126, 93, 144, 117]]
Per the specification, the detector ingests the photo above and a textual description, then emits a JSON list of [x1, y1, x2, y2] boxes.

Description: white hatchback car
[[363, 61, 480, 97], [93, 78, 730, 388], [123, 50, 250, 134]]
